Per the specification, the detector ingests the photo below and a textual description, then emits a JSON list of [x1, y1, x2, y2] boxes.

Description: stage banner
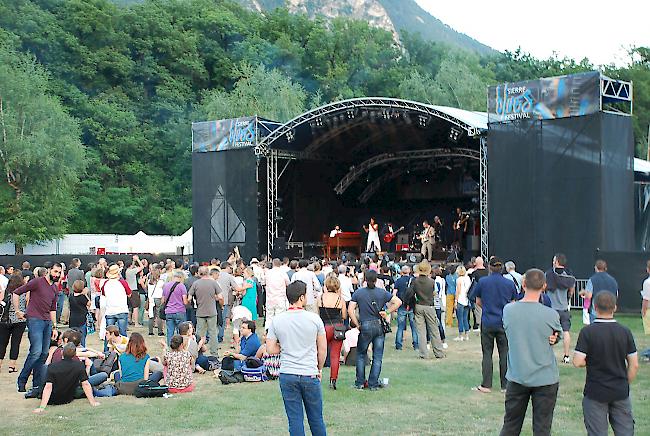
[[192, 117, 257, 152], [488, 71, 600, 123]]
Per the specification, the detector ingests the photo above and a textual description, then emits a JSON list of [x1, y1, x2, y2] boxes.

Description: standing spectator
[[503, 261, 523, 295], [445, 265, 457, 327], [454, 265, 471, 341], [161, 271, 188, 345], [349, 270, 401, 389], [68, 280, 91, 346], [241, 267, 259, 321], [291, 259, 322, 314], [472, 257, 517, 393], [147, 267, 165, 336], [318, 275, 347, 389], [265, 258, 290, 328], [21, 261, 34, 282], [12, 263, 61, 393], [409, 262, 445, 359], [251, 258, 266, 319], [500, 269, 562, 436], [0, 266, 9, 289], [66, 259, 85, 294], [266, 281, 327, 436], [125, 258, 144, 327], [336, 265, 354, 308], [573, 291, 638, 436], [433, 265, 448, 349], [287, 260, 299, 280], [545, 253, 576, 363], [188, 266, 222, 356], [583, 259, 618, 323], [101, 264, 132, 337], [394, 265, 418, 350], [469, 257, 488, 331], [0, 271, 28, 373], [216, 262, 242, 343], [642, 260, 650, 335], [184, 264, 200, 327]]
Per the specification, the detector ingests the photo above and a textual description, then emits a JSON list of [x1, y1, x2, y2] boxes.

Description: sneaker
[[353, 384, 365, 391], [442, 342, 449, 349], [158, 332, 165, 336], [562, 355, 570, 364], [17, 382, 26, 393], [473, 327, 480, 332], [453, 336, 463, 342], [148, 332, 154, 336]]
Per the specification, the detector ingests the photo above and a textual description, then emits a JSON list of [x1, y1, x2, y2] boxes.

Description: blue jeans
[[278, 373, 327, 436], [165, 312, 186, 345], [88, 372, 108, 387], [105, 312, 128, 336], [356, 319, 385, 389], [77, 324, 88, 347], [186, 306, 197, 327], [395, 307, 419, 349], [436, 308, 446, 341], [457, 304, 469, 333], [218, 304, 231, 342], [18, 318, 52, 389], [56, 292, 65, 323]]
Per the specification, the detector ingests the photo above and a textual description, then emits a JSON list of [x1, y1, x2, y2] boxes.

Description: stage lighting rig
[[418, 115, 430, 127], [449, 127, 463, 143], [286, 129, 295, 143], [315, 117, 323, 127], [346, 109, 357, 119]]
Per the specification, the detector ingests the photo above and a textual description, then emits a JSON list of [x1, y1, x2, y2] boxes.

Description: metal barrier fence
[[570, 279, 589, 309]]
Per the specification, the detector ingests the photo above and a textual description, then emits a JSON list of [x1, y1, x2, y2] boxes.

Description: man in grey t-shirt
[[189, 266, 223, 356], [216, 262, 242, 342], [267, 281, 327, 436], [500, 268, 562, 436], [545, 253, 576, 363]]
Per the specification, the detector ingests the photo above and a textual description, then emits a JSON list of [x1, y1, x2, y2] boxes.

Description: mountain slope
[[236, 0, 494, 55]]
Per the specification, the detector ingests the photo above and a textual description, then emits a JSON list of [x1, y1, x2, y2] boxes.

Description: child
[[178, 321, 207, 374], [161, 335, 194, 393], [68, 280, 91, 346]]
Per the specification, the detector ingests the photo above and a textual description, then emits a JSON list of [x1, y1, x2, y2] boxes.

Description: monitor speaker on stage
[[361, 252, 377, 262], [397, 234, 409, 245], [341, 251, 357, 263], [406, 252, 423, 263]]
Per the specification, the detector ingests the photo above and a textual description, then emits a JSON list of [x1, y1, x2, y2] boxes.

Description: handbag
[[371, 290, 391, 335], [159, 282, 180, 321]]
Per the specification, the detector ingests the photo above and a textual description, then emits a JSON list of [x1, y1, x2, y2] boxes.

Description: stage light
[[286, 129, 295, 143], [418, 115, 429, 127], [315, 117, 323, 127], [346, 109, 357, 119], [449, 127, 462, 143]]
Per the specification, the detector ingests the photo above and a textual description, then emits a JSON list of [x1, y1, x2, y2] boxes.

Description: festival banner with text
[[488, 71, 600, 123], [192, 117, 257, 152]]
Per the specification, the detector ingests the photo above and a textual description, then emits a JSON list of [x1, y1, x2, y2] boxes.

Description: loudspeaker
[[361, 252, 377, 262], [397, 234, 409, 244], [341, 251, 357, 263], [406, 252, 423, 263]]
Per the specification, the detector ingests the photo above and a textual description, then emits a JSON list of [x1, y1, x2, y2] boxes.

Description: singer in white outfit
[[364, 217, 381, 252]]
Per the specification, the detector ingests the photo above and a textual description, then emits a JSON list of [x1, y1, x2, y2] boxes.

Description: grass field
[[0, 312, 647, 435]]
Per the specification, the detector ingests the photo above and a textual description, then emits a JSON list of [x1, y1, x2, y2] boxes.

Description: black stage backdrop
[[192, 148, 259, 261], [488, 112, 634, 277]]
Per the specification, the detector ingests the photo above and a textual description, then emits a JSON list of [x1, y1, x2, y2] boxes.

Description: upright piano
[[324, 232, 362, 259]]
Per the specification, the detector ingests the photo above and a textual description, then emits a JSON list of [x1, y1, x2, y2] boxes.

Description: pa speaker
[[407, 252, 423, 263]]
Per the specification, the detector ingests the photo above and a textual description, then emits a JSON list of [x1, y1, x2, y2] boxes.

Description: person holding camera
[[408, 261, 446, 360], [348, 270, 401, 391]]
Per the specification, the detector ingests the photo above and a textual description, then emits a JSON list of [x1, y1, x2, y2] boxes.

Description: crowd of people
[[0, 252, 647, 435]]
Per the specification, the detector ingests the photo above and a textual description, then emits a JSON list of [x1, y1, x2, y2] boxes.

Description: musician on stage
[[433, 216, 444, 247], [363, 217, 381, 253], [453, 207, 469, 249], [381, 221, 397, 253], [420, 220, 435, 261], [329, 225, 342, 238]]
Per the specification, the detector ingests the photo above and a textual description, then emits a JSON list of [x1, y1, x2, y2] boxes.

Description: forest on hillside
[[0, 0, 648, 248]]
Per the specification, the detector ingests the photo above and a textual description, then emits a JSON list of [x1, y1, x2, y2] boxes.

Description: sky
[[415, 0, 649, 66]]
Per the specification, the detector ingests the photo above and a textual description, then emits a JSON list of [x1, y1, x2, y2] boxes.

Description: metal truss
[[266, 149, 278, 257], [479, 136, 488, 259], [358, 161, 441, 203], [335, 148, 479, 195], [255, 98, 484, 156], [600, 75, 633, 115]]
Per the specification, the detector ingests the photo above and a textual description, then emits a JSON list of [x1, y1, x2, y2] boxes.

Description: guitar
[[453, 214, 469, 232], [383, 226, 405, 243], [418, 227, 433, 243]]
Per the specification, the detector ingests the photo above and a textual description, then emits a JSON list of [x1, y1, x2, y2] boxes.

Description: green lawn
[[1, 312, 648, 435]]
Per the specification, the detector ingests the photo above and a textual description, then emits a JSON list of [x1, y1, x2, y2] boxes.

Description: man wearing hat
[[409, 261, 445, 359], [472, 256, 517, 393], [101, 264, 132, 337]]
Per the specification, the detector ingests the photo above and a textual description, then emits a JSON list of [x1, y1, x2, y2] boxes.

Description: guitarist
[[419, 221, 435, 261], [452, 207, 469, 249], [381, 222, 397, 253]]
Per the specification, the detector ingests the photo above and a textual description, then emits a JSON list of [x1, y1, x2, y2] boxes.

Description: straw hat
[[414, 261, 432, 276], [106, 264, 121, 279]]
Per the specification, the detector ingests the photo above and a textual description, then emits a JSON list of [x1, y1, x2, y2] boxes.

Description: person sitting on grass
[[573, 291, 639, 436], [33, 343, 100, 414], [105, 325, 129, 355], [160, 335, 195, 393], [178, 321, 207, 374], [223, 320, 260, 370], [115, 332, 163, 395], [46, 329, 108, 388]]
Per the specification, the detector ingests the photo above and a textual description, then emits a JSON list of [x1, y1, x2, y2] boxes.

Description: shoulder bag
[[321, 294, 347, 340], [159, 282, 180, 321], [370, 289, 391, 334]]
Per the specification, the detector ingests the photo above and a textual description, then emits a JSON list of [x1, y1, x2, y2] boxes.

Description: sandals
[[8, 367, 17, 373], [471, 385, 492, 393]]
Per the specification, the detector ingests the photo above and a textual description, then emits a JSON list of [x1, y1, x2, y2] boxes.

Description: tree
[[199, 63, 306, 122], [0, 46, 86, 253]]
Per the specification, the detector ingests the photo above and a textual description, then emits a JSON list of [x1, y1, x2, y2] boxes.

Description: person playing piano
[[329, 225, 342, 238]]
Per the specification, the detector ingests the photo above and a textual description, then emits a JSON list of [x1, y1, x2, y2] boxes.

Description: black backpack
[[134, 380, 168, 398], [0, 289, 12, 323], [219, 370, 244, 385], [402, 277, 416, 309]]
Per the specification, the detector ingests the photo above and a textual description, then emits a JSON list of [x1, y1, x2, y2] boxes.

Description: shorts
[[130, 292, 141, 309], [557, 310, 571, 332]]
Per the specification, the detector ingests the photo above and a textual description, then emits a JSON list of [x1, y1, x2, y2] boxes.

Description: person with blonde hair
[[455, 265, 471, 341], [318, 275, 347, 389]]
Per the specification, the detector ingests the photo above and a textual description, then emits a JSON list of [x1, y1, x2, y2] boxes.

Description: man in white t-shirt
[[265, 259, 290, 328], [337, 265, 354, 303], [642, 260, 650, 335], [100, 264, 132, 337], [291, 259, 322, 314], [266, 281, 327, 436]]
